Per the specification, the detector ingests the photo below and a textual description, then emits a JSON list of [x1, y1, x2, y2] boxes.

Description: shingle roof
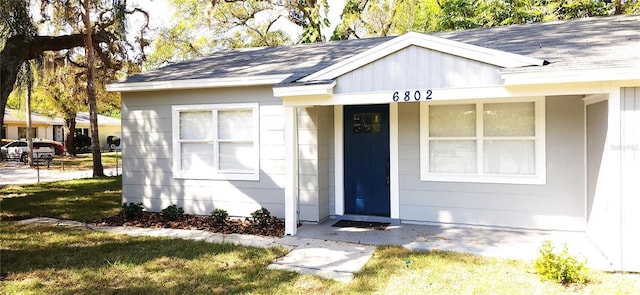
[[126, 37, 393, 84], [433, 14, 640, 73], [123, 14, 640, 84]]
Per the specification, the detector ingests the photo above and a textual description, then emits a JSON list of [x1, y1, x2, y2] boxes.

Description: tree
[[1, 0, 148, 175], [284, 0, 330, 43], [33, 54, 85, 155], [81, 0, 105, 177], [331, 0, 442, 40], [146, 0, 292, 69]]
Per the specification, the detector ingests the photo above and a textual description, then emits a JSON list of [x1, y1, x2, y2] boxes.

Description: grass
[[1, 178, 639, 294], [49, 152, 123, 170], [0, 176, 121, 222]]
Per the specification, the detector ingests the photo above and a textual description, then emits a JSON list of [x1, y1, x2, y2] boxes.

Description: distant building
[[2, 108, 121, 147]]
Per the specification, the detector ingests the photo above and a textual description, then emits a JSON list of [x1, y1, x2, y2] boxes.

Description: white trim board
[[107, 74, 291, 92], [273, 81, 336, 97], [301, 32, 545, 82]]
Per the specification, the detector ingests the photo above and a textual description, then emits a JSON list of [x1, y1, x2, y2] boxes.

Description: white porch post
[[389, 103, 400, 219], [284, 106, 299, 235], [334, 105, 344, 216]]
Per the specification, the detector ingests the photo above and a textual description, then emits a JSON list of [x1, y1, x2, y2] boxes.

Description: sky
[[130, 0, 346, 42]]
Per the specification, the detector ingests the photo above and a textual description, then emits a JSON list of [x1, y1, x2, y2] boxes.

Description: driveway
[[0, 161, 119, 185]]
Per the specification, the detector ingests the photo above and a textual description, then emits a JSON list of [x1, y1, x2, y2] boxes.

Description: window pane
[[180, 111, 212, 140], [352, 113, 382, 134], [484, 140, 535, 175], [218, 110, 252, 140], [18, 127, 37, 138], [429, 104, 476, 137], [484, 102, 534, 137], [429, 140, 476, 173], [181, 143, 214, 171], [219, 142, 254, 171]]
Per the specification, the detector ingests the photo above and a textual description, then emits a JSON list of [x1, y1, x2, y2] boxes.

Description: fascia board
[[106, 74, 291, 92], [272, 81, 336, 97], [300, 32, 545, 82], [502, 66, 640, 85]]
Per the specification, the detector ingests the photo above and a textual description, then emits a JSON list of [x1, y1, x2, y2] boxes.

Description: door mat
[[332, 220, 390, 230]]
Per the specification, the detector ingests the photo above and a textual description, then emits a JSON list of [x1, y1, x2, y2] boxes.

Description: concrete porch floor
[[294, 219, 617, 272]]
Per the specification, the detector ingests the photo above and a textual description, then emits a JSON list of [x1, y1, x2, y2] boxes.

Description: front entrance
[[344, 104, 390, 216]]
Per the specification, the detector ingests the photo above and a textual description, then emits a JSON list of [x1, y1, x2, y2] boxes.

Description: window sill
[[420, 174, 546, 185], [173, 172, 260, 181]]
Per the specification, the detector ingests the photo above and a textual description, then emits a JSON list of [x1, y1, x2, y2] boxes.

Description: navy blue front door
[[344, 104, 390, 216]]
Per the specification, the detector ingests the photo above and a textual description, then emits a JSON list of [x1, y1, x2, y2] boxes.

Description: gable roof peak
[[300, 31, 546, 83]]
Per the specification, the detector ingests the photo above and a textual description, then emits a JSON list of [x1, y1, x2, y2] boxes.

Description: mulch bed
[[92, 212, 285, 237]]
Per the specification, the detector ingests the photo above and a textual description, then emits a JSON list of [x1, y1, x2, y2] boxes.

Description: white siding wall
[[620, 87, 640, 271], [396, 96, 586, 230], [587, 87, 640, 272], [121, 86, 286, 218], [335, 46, 502, 94], [318, 106, 333, 221], [296, 106, 333, 222], [297, 107, 319, 221]]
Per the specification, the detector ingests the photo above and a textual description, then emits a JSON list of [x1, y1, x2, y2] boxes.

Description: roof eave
[[106, 74, 291, 92], [502, 65, 640, 86], [273, 80, 336, 97]]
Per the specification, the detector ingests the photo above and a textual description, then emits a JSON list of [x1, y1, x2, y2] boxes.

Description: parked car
[[1, 140, 58, 163]]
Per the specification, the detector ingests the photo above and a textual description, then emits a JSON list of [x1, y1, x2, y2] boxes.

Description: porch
[[293, 219, 616, 272]]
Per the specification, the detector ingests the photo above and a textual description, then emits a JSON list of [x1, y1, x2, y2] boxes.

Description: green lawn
[[49, 152, 123, 170], [1, 178, 639, 294], [0, 177, 121, 222]]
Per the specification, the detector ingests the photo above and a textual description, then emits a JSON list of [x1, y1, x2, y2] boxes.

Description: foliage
[[0, 0, 148, 149], [285, 0, 330, 43], [146, 0, 292, 69], [210, 208, 229, 224], [250, 207, 274, 226], [161, 204, 185, 221], [331, 0, 629, 39], [534, 240, 589, 284], [121, 202, 144, 220], [0, 176, 122, 222]]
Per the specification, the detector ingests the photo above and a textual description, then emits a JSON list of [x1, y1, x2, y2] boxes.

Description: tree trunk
[[26, 83, 34, 166], [83, 0, 105, 177], [63, 117, 77, 156]]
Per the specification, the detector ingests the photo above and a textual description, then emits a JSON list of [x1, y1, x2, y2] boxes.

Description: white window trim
[[420, 97, 546, 185], [172, 103, 260, 181]]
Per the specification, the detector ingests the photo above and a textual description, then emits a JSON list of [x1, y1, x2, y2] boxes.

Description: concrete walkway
[[16, 217, 616, 283], [17, 217, 374, 282]]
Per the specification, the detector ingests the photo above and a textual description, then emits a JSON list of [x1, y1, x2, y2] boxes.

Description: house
[[2, 108, 121, 147], [107, 15, 640, 271]]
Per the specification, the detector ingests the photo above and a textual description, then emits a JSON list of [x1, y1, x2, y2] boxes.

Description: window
[[172, 103, 259, 180], [75, 128, 90, 136], [420, 98, 545, 184], [18, 127, 37, 139]]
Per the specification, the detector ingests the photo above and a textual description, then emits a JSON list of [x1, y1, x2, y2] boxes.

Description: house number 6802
[[392, 90, 433, 102]]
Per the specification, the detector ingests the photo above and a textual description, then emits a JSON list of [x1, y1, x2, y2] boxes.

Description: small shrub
[[250, 207, 273, 226], [210, 208, 229, 224], [161, 204, 184, 221], [534, 240, 588, 284], [121, 202, 143, 220]]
